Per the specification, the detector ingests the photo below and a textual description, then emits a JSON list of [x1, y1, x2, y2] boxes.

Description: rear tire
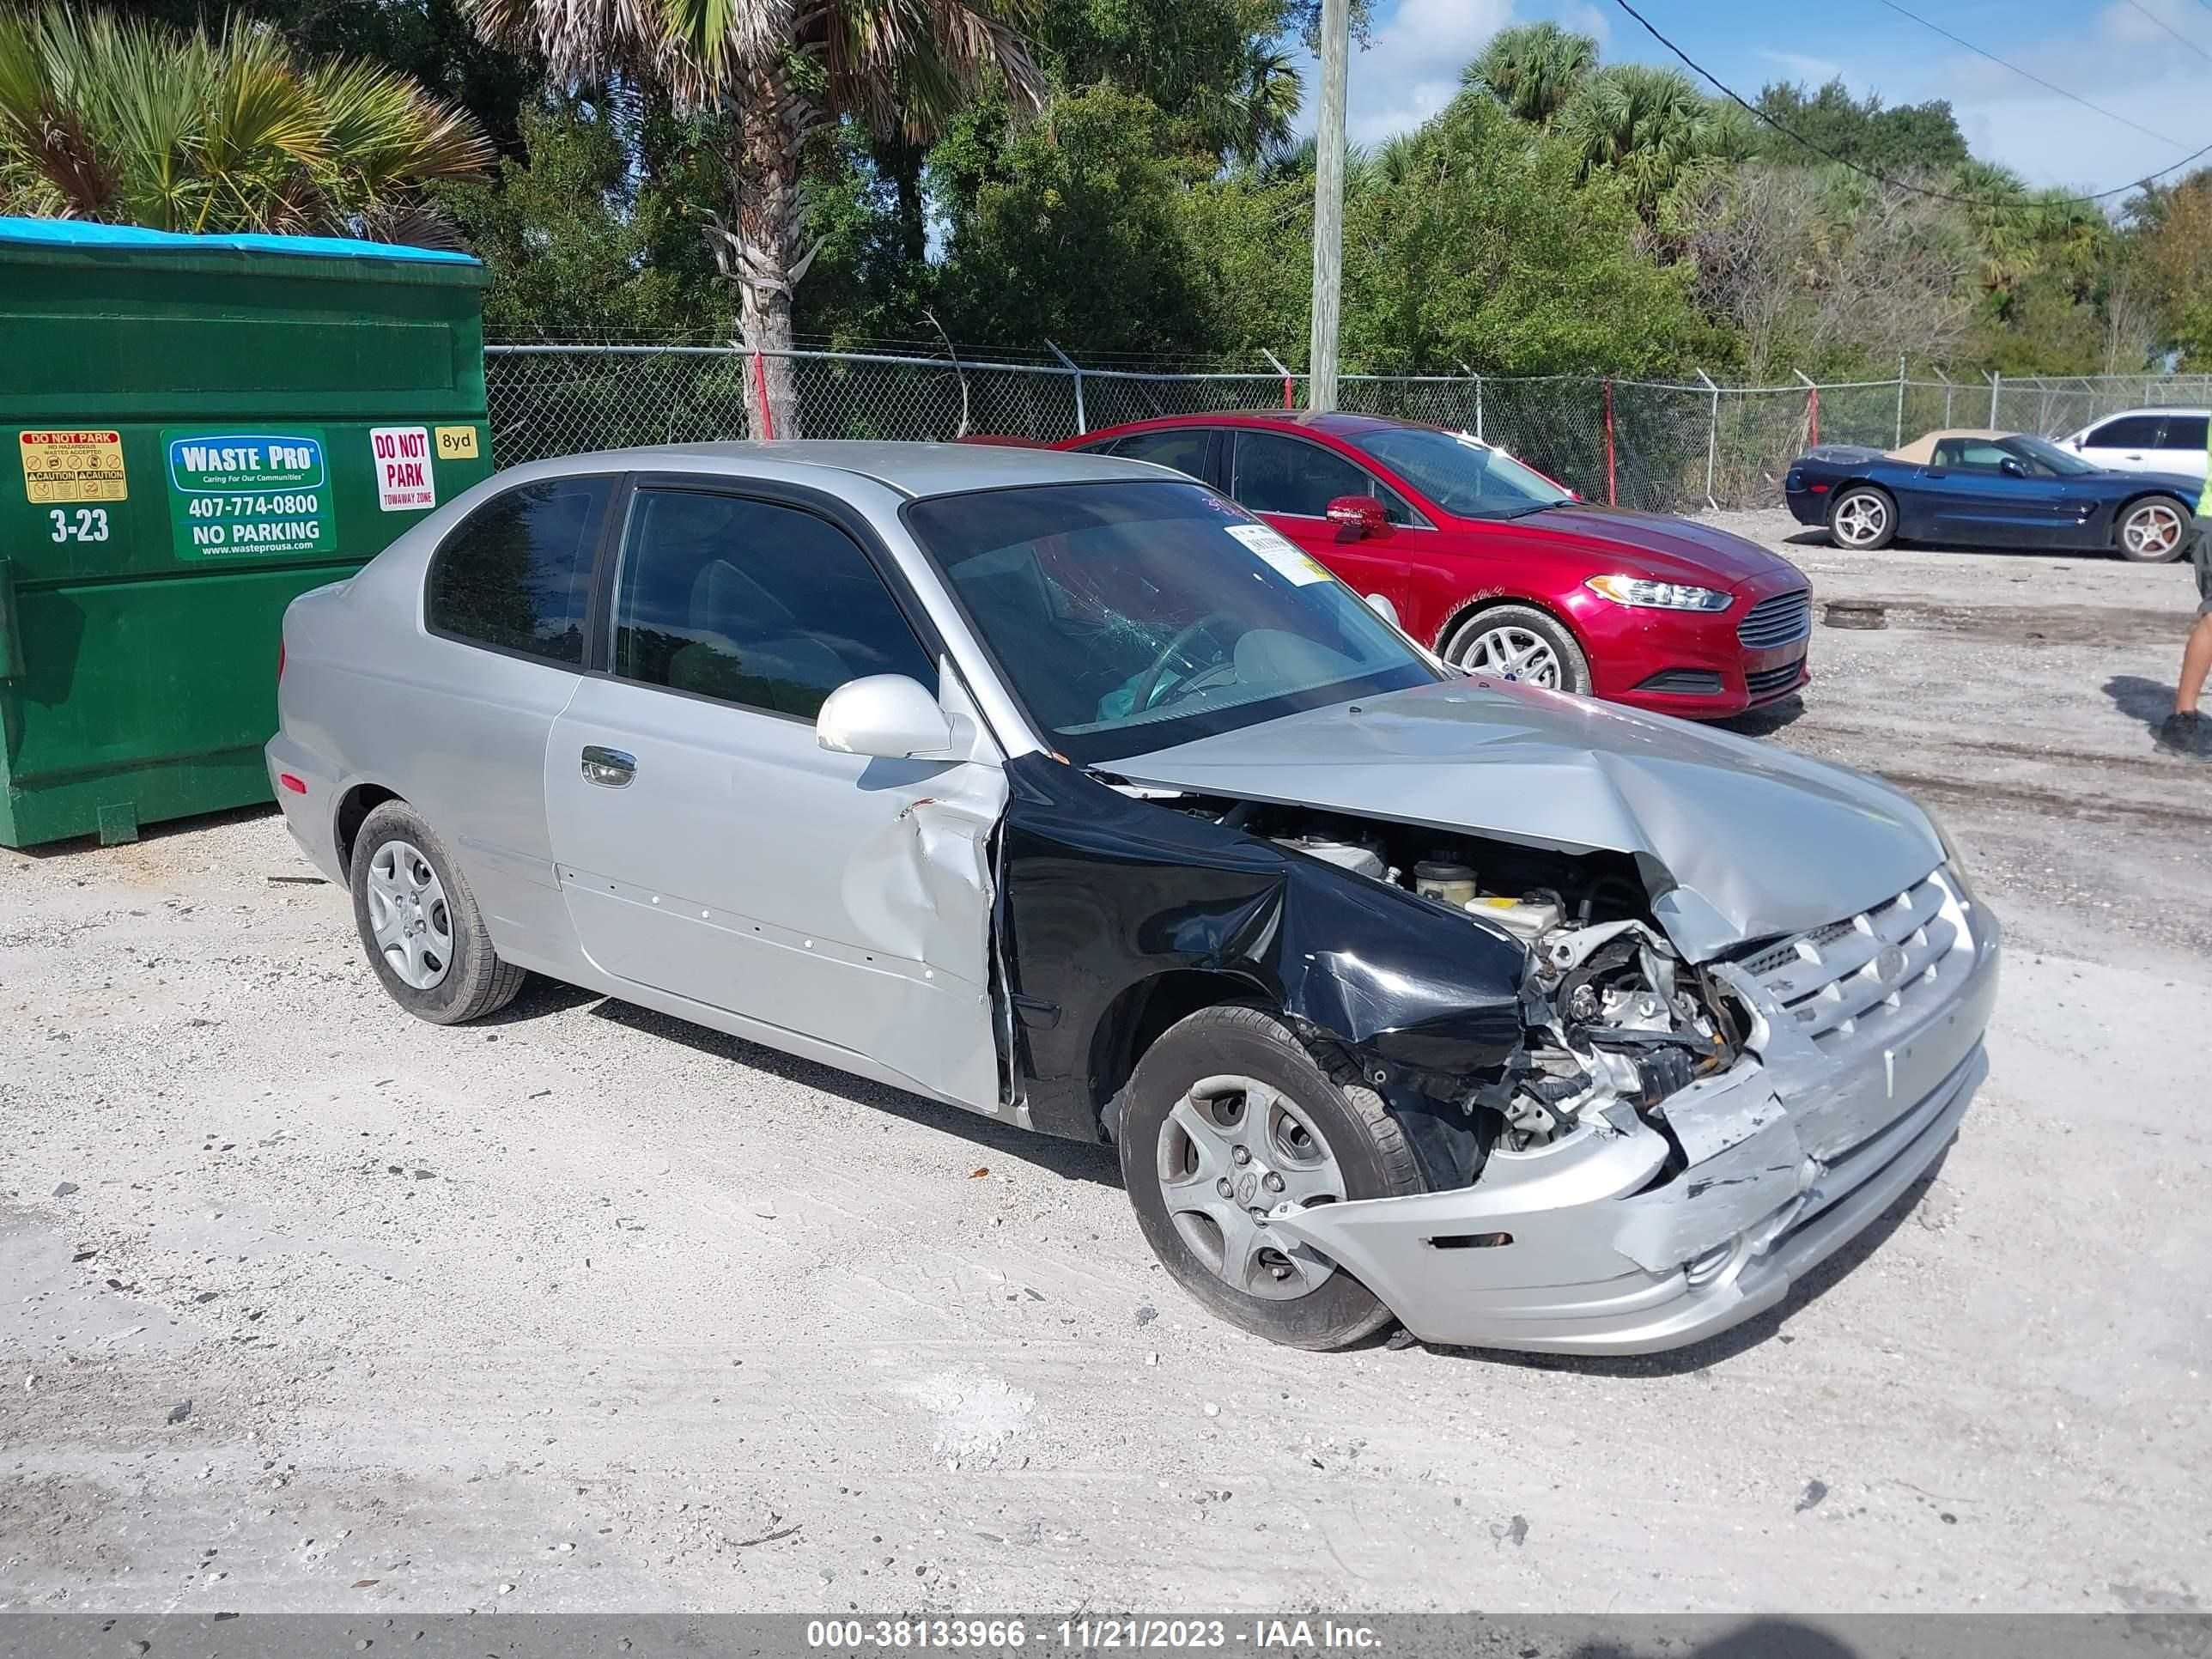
[[349, 799, 526, 1024], [2114, 495, 2191, 563], [1443, 604, 1591, 695], [1118, 1006, 1422, 1350], [1828, 485, 1896, 550]]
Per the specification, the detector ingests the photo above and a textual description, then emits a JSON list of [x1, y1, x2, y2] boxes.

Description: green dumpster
[[0, 216, 496, 848]]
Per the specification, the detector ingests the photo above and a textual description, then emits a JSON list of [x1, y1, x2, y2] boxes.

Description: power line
[[1607, 0, 2212, 210], [2121, 0, 2212, 65], [1869, 0, 2189, 149]]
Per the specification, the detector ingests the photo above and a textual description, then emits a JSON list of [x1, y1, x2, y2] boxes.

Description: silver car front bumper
[[1267, 882, 2002, 1356]]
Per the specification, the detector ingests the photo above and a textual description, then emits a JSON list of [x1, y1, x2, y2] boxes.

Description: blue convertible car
[[1784, 428, 2200, 562]]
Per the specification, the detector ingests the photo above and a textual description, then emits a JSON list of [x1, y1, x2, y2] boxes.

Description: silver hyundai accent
[[267, 442, 2000, 1355]]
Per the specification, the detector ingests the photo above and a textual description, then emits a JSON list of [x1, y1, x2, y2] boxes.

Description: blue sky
[[1288, 0, 2212, 198]]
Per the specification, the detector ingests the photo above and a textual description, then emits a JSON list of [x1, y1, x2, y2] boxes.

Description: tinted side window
[[2163, 415, 2209, 449], [426, 477, 611, 665], [1233, 431, 1376, 517], [2088, 416, 2166, 448], [611, 489, 933, 720], [1113, 428, 1213, 480]]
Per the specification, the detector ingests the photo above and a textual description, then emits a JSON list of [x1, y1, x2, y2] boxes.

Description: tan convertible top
[[1887, 428, 2007, 463]]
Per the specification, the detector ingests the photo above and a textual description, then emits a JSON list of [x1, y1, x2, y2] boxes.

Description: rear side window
[[1112, 428, 1213, 480], [425, 477, 612, 665], [2164, 415, 2209, 449], [610, 489, 934, 720], [2087, 416, 2166, 449]]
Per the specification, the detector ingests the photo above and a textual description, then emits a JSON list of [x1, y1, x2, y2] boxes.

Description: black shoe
[[2155, 709, 2206, 754]]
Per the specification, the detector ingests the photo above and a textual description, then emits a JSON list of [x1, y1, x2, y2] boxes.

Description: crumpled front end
[[1266, 868, 2001, 1354]]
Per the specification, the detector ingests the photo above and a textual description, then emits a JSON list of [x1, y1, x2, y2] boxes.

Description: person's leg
[[2178, 608, 2212, 715], [2158, 518, 2212, 750]]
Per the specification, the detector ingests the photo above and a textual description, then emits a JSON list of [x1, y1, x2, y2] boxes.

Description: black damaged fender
[[997, 753, 1528, 1142]]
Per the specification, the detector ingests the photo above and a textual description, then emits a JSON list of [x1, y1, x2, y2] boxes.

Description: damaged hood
[[1110, 678, 1944, 962]]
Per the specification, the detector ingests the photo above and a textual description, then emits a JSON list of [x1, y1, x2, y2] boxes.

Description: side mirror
[[816, 674, 954, 760], [1325, 495, 1388, 537], [1364, 592, 1401, 628], [1998, 457, 2028, 478]]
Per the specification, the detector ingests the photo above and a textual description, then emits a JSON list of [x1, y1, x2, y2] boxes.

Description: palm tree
[[1559, 63, 1717, 219], [468, 0, 1044, 435], [1463, 21, 1596, 127], [1212, 41, 1302, 165], [0, 6, 491, 244]]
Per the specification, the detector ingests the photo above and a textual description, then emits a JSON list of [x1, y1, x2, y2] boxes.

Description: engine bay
[[1174, 794, 1752, 1176]]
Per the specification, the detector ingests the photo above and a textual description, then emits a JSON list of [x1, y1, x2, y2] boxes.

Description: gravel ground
[[2, 512, 2208, 1617]]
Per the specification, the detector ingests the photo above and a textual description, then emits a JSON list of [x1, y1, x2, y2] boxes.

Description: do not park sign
[[371, 425, 437, 513], [163, 429, 333, 561]]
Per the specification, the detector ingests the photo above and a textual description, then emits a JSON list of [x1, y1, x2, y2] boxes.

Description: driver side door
[[1917, 440, 2066, 546], [542, 478, 1006, 1111]]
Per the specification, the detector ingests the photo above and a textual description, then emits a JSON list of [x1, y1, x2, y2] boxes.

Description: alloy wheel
[[2121, 501, 2185, 560], [1833, 492, 1888, 547], [1455, 624, 1562, 687]]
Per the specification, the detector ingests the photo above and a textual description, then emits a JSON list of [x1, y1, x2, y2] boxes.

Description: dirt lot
[[3, 512, 2208, 1617]]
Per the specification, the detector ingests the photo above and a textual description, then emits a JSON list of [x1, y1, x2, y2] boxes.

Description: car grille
[[1634, 669, 1724, 695], [1736, 873, 1969, 1055], [1745, 661, 1803, 699], [1737, 589, 1812, 650]]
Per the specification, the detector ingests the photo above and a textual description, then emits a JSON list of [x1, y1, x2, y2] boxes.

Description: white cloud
[[1871, 3, 2212, 197], [1289, 0, 1516, 147]]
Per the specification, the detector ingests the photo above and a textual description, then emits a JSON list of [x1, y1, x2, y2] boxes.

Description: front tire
[[1118, 1006, 1423, 1350], [1443, 604, 1591, 695], [2115, 495, 2191, 563], [349, 799, 526, 1024], [1828, 485, 1897, 550]]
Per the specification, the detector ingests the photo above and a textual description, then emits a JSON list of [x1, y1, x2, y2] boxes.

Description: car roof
[[2078, 406, 2211, 421], [1080, 410, 1427, 441], [511, 439, 1168, 499], [1887, 428, 2009, 463]]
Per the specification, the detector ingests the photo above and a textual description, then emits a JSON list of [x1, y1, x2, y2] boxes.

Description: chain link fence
[[485, 345, 2212, 514]]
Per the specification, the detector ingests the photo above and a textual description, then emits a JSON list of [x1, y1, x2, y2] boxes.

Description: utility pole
[[1307, 0, 1349, 412]]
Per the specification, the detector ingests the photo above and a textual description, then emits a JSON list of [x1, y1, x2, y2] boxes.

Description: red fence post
[[751, 349, 775, 441], [1282, 372, 1295, 410], [1603, 378, 1617, 507], [1808, 384, 1820, 448]]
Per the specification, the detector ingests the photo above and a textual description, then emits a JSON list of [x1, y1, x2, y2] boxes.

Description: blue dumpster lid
[[0, 215, 478, 265]]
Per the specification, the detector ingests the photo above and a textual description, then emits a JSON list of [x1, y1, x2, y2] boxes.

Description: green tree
[[1340, 93, 1714, 373], [933, 85, 1217, 353], [0, 4, 492, 242], [1463, 21, 1595, 126], [1753, 78, 1968, 174], [106, 0, 542, 156], [466, 0, 1045, 434], [439, 91, 729, 338], [1559, 64, 1723, 220]]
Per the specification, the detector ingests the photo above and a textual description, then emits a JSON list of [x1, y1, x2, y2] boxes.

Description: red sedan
[[1056, 412, 1812, 718]]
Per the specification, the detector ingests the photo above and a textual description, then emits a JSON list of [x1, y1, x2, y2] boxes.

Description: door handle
[[580, 745, 636, 787]]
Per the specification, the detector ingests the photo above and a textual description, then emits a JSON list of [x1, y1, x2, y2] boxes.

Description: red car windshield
[[1350, 428, 1572, 520]]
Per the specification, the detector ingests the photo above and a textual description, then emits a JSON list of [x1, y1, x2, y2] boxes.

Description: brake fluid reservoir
[[1414, 860, 1480, 906], [1464, 894, 1564, 944]]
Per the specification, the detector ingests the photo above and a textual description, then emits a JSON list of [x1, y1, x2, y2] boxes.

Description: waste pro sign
[[370, 425, 437, 512], [163, 429, 332, 561]]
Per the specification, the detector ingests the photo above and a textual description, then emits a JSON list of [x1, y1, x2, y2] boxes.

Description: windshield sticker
[[1225, 521, 1332, 585]]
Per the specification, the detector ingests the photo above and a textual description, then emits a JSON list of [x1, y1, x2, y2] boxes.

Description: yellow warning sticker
[[434, 424, 481, 460], [20, 428, 128, 503]]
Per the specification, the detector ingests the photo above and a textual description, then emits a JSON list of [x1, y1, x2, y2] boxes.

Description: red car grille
[[1737, 589, 1813, 651]]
